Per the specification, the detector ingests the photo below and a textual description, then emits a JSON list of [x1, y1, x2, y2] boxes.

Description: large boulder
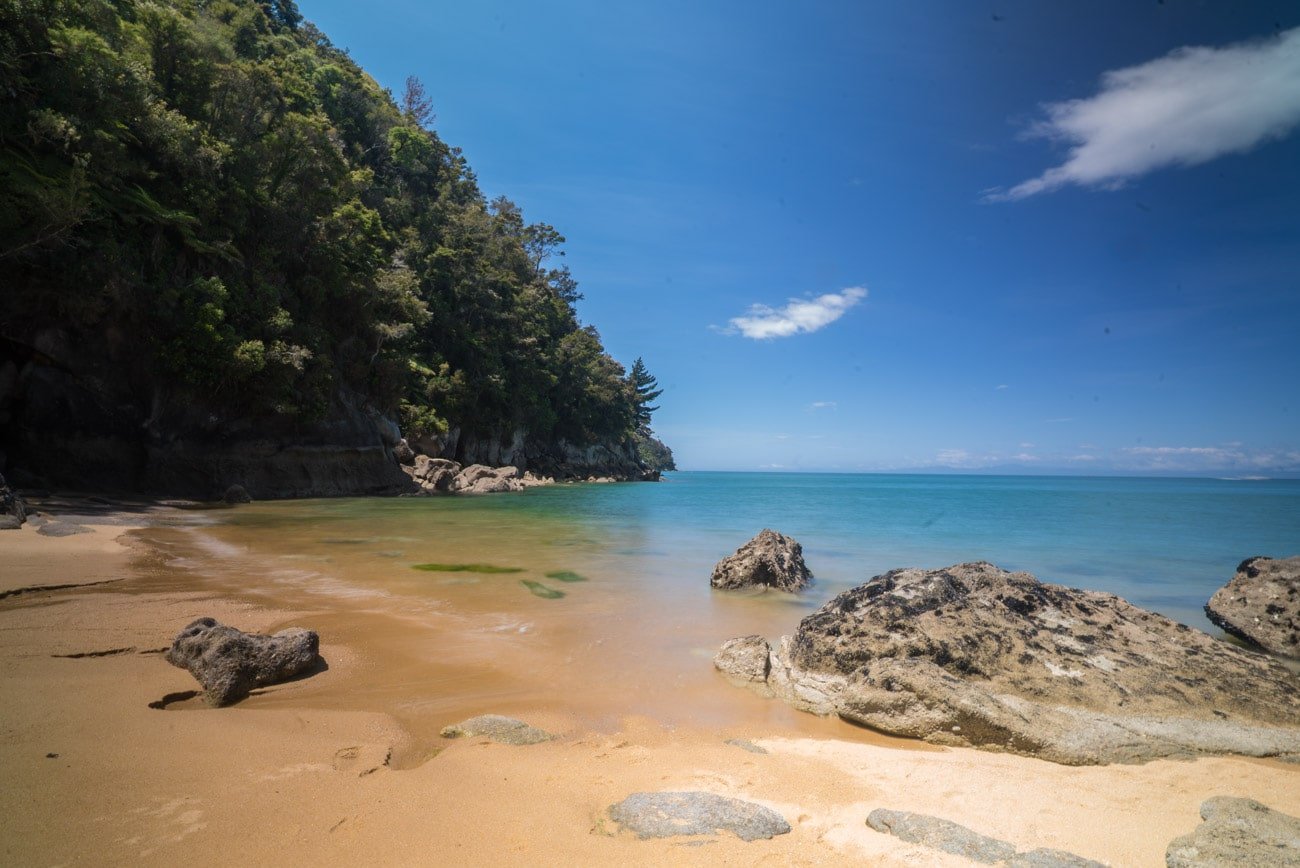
[[710, 529, 812, 592], [1206, 556, 1300, 659], [715, 562, 1300, 765], [164, 617, 321, 706], [1166, 797, 1300, 867]]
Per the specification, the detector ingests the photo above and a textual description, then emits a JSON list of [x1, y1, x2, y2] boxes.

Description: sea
[[153, 472, 1300, 754]]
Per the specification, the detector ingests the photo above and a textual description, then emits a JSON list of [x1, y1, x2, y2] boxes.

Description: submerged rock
[[1166, 796, 1300, 867], [607, 792, 790, 841], [164, 617, 321, 706], [716, 562, 1300, 764], [1206, 556, 1300, 659], [710, 529, 812, 592], [439, 715, 552, 745]]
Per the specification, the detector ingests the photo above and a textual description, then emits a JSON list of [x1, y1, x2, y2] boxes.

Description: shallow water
[[142, 472, 1300, 757]]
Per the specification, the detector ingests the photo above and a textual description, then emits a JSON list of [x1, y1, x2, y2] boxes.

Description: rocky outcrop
[[865, 809, 1105, 867], [0, 471, 26, 530], [416, 426, 656, 482], [164, 617, 321, 706], [607, 792, 791, 841], [439, 715, 552, 745], [716, 562, 1300, 765], [1206, 556, 1300, 659], [401, 458, 554, 495], [1166, 797, 1300, 867], [711, 529, 812, 592]]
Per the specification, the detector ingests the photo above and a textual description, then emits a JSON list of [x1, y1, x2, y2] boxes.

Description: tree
[[400, 76, 435, 128], [627, 357, 662, 431]]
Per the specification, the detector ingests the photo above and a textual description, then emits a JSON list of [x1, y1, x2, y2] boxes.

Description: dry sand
[[1, 508, 1297, 866]]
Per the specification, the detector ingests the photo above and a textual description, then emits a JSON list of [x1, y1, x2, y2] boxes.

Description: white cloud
[[725, 287, 867, 339], [1019, 442, 1035, 448], [809, 401, 837, 410], [1119, 445, 1300, 472], [1013, 452, 1039, 462], [989, 27, 1300, 200], [995, 384, 1009, 390]]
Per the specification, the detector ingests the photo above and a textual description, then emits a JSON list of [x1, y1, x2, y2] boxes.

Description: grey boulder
[[710, 529, 812, 592], [164, 617, 321, 706], [1166, 796, 1300, 867], [866, 809, 1106, 867], [717, 562, 1300, 764], [1206, 556, 1300, 659], [0, 471, 26, 529], [607, 791, 791, 841]]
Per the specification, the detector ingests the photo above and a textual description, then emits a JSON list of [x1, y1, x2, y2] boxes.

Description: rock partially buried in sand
[[1205, 556, 1300, 659], [439, 715, 553, 745], [607, 792, 791, 841], [710, 529, 812, 592], [164, 617, 321, 706], [716, 562, 1300, 765], [864, 809, 1105, 867], [1165, 796, 1300, 867]]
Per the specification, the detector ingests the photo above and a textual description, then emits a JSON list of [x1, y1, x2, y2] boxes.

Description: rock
[[164, 617, 321, 706], [392, 438, 415, 465], [412, 454, 459, 481], [1166, 796, 1300, 867], [607, 792, 791, 841], [36, 521, 92, 537], [865, 810, 1106, 867], [222, 484, 252, 504], [452, 464, 498, 490], [463, 475, 523, 494], [710, 529, 812, 592], [718, 562, 1300, 764], [866, 809, 1016, 864], [715, 636, 772, 685], [0, 471, 26, 529], [724, 738, 768, 754], [439, 714, 552, 745], [1206, 556, 1300, 659]]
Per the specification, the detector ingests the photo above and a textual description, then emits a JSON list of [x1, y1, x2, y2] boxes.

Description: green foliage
[[635, 429, 677, 472], [0, 0, 656, 450]]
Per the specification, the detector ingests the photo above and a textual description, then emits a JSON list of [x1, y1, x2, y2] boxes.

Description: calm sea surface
[[164, 472, 1300, 749]]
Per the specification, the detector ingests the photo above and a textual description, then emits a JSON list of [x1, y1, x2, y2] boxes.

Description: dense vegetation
[[0, 0, 663, 451]]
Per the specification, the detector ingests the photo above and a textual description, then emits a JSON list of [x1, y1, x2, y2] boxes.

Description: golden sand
[[1, 511, 1296, 866]]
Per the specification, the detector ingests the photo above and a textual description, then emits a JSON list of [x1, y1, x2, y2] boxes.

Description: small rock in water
[[439, 715, 552, 745], [608, 791, 791, 841], [544, 570, 587, 583], [164, 617, 321, 706], [1166, 796, 1300, 868], [1205, 555, 1300, 659], [724, 738, 768, 755], [710, 529, 812, 592]]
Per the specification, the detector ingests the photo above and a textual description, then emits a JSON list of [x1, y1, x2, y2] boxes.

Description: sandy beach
[[2, 502, 1297, 867]]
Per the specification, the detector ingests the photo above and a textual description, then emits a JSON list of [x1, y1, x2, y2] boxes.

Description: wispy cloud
[[995, 384, 1009, 390], [809, 401, 837, 410], [723, 286, 866, 339], [988, 27, 1300, 200], [1119, 445, 1300, 472]]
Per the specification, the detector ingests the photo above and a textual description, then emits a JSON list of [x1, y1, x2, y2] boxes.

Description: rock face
[[865, 809, 1105, 867], [0, 471, 26, 530], [1166, 796, 1300, 867], [607, 792, 791, 841], [710, 530, 812, 592], [439, 715, 552, 745], [716, 562, 1300, 765], [1206, 556, 1300, 659], [164, 617, 321, 706]]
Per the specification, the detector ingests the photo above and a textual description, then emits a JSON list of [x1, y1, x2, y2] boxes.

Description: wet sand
[[1, 500, 1298, 866]]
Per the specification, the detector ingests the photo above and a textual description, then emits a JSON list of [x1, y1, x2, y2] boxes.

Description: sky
[[301, 0, 1300, 476]]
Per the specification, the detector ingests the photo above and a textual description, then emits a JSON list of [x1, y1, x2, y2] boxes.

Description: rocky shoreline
[[713, 545, 1300, 766]]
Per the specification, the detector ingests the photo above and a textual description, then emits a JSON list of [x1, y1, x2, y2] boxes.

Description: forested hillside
[[0, 0, 670, 493]]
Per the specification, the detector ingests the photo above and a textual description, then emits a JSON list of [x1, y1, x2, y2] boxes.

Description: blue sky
[[302, 1, 1300, 476]]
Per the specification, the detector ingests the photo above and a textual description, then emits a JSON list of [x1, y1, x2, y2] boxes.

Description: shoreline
[[1, 497, 1297, 865]]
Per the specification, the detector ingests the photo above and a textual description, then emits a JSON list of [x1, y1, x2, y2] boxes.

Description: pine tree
[[628, 357, 662, 431]]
